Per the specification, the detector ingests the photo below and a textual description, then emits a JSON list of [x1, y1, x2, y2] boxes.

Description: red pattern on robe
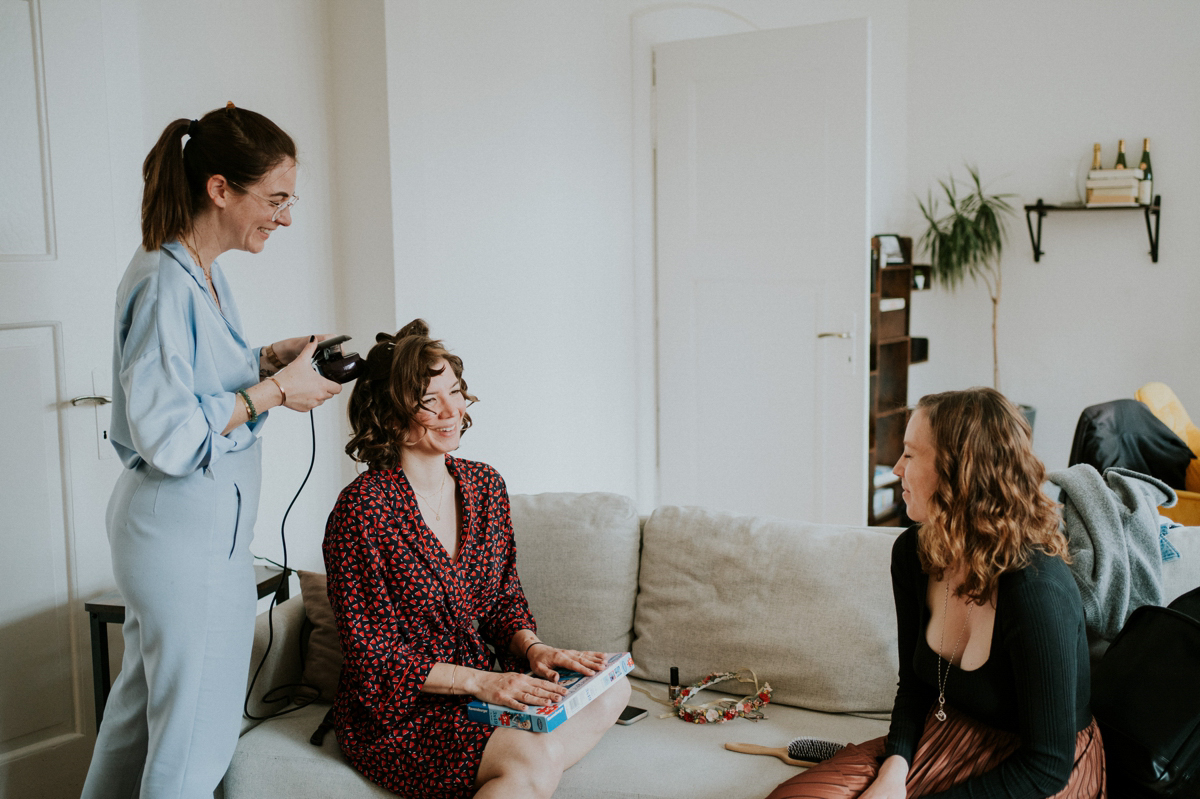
[[323, 457, 535, 798]]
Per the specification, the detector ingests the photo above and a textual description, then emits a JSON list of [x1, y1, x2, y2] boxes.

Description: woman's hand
[[464, 669, 568, 712], [271, 337, 342, 411], [271, 333, 333, 365], [860, 755, 908, 799], [526, 643, 607, 681]]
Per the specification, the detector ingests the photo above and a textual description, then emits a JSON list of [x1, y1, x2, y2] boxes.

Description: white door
[[655, 19, 869, 524], [1, 1, 127, 794]]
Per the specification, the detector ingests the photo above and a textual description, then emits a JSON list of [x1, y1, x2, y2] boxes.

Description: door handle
[[817, 332, 850, 339], [70, 395, 112, 406]]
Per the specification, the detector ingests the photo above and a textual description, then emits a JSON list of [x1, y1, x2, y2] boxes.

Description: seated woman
[[768, 388, 1104, 799], [324, 320, 629, 799]]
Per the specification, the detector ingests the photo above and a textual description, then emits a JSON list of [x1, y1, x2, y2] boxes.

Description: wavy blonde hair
[[916, 387, 1066, 604]]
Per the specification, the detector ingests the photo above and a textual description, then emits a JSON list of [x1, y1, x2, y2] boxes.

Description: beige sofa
[[222, 493, 1200, 799]]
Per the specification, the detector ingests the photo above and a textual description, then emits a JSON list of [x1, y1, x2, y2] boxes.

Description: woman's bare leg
[[474, 677, 630, 799]]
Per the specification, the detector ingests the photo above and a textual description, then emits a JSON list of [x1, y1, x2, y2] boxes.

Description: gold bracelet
[[267, 376, 287, 405], [449, 665, 458, 694], [263, 344, 286, 372]]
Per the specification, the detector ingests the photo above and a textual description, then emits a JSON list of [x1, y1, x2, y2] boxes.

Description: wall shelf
[[1023, 195, 1161, 263]]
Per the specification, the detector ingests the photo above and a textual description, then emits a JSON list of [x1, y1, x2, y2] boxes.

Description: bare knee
[[476, 729, 565, 799], [595, 676, 632, 722]]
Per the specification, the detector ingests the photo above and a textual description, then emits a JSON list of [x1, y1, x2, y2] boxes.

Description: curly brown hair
[[345, 319, 478, 470], [915, 387, 1067, 604]]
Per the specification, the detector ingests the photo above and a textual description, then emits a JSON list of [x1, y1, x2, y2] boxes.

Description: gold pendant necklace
[[410, 469, 448, 522], [182, 234, 217, 301], [935, 581, 972, 722]]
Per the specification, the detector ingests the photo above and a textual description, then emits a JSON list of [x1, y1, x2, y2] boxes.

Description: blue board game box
[[466, 652, 634, 733]]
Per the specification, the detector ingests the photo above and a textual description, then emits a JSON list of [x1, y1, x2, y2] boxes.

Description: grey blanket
[[1047, 464, 1175, 640]]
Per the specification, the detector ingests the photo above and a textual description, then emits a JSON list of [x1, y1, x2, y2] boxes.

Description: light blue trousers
[[81, 445, 261, 799]]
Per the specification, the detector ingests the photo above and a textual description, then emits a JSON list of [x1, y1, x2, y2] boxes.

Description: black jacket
[[1068, 399, 1194, 490]]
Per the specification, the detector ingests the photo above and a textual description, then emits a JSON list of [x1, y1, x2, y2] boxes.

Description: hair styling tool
[[724, 736, 846, 767], [312, 335, 365, 383]]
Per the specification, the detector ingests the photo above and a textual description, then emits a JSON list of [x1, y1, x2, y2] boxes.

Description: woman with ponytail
[[82, 105, 341, 799], [323, 320, 628, 799], [766, 388, 1104, 799]]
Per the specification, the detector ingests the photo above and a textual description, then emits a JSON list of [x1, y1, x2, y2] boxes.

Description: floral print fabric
[[323, 457, 535, 798]]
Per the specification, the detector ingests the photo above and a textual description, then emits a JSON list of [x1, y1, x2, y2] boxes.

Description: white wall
[[382, 1, 642, 498], [905, 0, 1200, 472]]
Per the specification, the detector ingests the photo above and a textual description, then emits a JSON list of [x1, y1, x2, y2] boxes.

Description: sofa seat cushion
[[224, 702, 394, 798], [223, 679, 890, 799], [633, 506, 902, 713], [511, 492, 642, 654], [555, 679, 890, 799]]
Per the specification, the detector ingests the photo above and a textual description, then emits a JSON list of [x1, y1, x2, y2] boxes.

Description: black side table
[[84, 564, 290, 728]]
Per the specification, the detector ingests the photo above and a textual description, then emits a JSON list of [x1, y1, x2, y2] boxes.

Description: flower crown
[[673, 670, 772, 724]]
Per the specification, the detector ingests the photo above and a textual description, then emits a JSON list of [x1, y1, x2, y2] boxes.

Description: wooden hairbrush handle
[[724, 742, 817, 767]]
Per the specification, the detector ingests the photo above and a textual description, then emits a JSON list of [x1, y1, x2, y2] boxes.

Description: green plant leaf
[[916, 164, 1015, 290]]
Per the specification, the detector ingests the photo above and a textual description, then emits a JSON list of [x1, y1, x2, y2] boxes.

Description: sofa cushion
[[298, 570, 342, 701], [511, 492, 641, 654], [556, 678, 890, 799], [223, 678, 890, 799], [632, 506, 901, 713], [225, 701, 394, 798]]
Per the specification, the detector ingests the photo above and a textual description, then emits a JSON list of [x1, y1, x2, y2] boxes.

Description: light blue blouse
[[109, 241, 267, 477]]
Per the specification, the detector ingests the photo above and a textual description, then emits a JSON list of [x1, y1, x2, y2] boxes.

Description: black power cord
[[244, 409, 322, 720]]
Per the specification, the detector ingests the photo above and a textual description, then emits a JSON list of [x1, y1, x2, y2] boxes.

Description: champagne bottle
[[1091, 143, 1102, 171], [1137, 138, 1154, 205], [1114, 139, 1127, 169]]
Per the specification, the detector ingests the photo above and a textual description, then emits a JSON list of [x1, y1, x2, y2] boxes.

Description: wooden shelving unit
[[868, 235, 927, 526]]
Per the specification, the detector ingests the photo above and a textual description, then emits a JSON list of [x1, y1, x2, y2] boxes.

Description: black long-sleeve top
[[883, 526, 1092, 799]]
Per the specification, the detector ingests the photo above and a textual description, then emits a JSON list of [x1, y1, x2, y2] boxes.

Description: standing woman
[[81, 104, 341, 799], [767, 388, 1104, 799]]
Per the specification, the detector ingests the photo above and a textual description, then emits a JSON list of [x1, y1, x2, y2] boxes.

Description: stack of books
[[1086, 168, 1143, 207]]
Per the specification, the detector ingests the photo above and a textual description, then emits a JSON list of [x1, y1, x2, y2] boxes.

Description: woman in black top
[[768, 388, 1105, 799]]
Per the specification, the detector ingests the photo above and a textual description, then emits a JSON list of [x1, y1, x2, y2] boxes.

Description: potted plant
[[917, 165, 1016, 393]]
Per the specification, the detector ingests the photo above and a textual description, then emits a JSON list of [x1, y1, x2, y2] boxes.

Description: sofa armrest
[[241, 594, 309, 734], [1161, 490, 1200, 526]]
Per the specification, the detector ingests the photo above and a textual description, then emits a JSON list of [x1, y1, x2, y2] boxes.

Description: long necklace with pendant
[[935, 581, 972, 722]]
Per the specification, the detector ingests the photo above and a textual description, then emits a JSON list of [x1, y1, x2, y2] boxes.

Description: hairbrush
[[724, 736, 846, 767]]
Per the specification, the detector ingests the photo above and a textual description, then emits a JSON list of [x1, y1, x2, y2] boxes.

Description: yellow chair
[[1135, 382, 1200, 525]]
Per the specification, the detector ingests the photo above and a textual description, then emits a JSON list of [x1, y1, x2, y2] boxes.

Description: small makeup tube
[[669, 666, 680, 700]]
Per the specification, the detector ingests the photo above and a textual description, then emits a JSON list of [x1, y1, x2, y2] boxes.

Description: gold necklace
[[181, 234, 216, 292], [935, 581, 972, 722], [410, 469, 448, 522]]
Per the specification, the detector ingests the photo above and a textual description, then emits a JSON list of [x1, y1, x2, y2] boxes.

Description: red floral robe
[[323, 457, 536, 798]]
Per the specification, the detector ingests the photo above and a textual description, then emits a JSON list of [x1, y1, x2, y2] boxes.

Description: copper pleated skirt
[[766, 705, 1105, 799]]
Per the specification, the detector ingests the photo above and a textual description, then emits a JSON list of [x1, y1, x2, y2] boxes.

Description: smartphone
[[616, 705, 648, 725]]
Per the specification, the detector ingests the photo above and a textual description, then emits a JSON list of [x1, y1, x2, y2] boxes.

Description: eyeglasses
[[229, 181, 299, 222]]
